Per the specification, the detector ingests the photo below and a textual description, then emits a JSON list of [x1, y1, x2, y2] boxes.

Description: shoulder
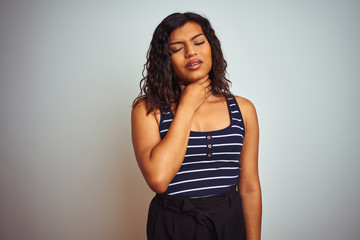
[[234, 95, 256, 110], [131, 98, 161, 125], [233, 95, 258, 131], [131, 98, 148, 117]]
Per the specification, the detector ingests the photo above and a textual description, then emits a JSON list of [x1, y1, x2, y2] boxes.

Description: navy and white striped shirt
[[159, 95, 245, 198]]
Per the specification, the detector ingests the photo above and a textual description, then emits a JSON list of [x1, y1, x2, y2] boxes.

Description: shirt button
[[207, 136, 211, 139], [208, 144, 212, 148], [208, 153, 212, 157]]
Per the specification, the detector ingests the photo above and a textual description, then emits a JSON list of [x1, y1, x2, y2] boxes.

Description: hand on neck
[[178, 74, 210, 92]]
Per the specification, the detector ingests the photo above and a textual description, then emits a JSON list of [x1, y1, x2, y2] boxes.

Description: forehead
[[169, 22, 204, 41]]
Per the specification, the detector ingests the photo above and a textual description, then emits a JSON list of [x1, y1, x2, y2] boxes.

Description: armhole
[[232, 95, 246, 136], [225, 94, 235, 126]]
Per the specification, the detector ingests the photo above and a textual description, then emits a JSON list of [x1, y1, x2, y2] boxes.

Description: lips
[[186, 59, 202, 70]]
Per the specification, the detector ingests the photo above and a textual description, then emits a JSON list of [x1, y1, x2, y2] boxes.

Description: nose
[[185, 44, 196, 58]]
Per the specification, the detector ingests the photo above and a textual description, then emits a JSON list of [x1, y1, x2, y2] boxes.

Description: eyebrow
[[169, 33, 204, 46]]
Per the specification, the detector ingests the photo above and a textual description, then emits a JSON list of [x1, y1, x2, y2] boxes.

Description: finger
[[205, 89, 212, 99], [204, 84, 212, 93], [205, 86, 212, 96], [198, 75, 210, 84], [200, 78, 211, 86]]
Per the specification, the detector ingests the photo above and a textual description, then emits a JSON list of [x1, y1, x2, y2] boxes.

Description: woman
[[131, 12, 261, 240]]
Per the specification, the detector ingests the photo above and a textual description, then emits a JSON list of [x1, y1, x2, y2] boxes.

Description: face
[[169, 21, 212, 84]]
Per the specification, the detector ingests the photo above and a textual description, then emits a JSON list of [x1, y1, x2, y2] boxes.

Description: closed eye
[[195, 41, 205, 46], [170, 47, 183, 53], [169, 40, 205, 54]]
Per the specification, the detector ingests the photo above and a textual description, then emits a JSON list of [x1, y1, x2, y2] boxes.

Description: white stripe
[[163, 112, 171, 114], [163, 119, 173, 123], [168, 185, 232, 195], [212, 133, 243, 138], [185, 153, 207, 157], [160, 129, 168, 133], [182, 159, 239, 165], [177, 167, 239, 175], [187, 145, 207, 148], [229, 103, 236, 106], [212, 152, 241, 155], [189, 136, 206, 139], [169, 175, 238, 186], [232, 125, 244, 130], [231, 110, 239, 113], [213, 143, 243, 147], [227, 98, 233, 100], [232, 118, 242, 122], [191, 194, 217, 198]]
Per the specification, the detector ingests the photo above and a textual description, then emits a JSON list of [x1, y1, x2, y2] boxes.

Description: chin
[[188, 72, 210, 82]]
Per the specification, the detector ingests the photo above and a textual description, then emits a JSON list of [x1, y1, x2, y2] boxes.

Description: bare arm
[[236, 96, 262, 240], [131, 76, 212, 193]]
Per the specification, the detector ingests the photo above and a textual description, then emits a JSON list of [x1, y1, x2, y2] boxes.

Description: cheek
[[204, 46, 212, 65], [208, 52, 212, 64], [206, 52, 212, 68]]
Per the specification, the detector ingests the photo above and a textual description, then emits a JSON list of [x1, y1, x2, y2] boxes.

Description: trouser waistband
[[154, 185, 239, 240], [155, 185, 238, 213]]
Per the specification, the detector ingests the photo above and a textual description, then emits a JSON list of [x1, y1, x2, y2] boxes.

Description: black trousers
[[147, 186, 246, 240]]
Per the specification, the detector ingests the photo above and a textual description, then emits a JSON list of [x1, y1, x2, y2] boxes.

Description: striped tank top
[[159, 95, 245, 198]]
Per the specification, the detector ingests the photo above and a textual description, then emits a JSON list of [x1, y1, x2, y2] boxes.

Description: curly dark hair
[[133, 12, 231, 114]]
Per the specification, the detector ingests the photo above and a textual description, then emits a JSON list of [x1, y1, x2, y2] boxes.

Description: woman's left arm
[[236, 96, 262, 240]]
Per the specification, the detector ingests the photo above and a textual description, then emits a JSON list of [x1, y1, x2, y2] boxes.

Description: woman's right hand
[[179, 75, 212, 114], [132, 75, 212, 193]]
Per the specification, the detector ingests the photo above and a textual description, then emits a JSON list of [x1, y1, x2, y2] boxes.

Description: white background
[[0, 0, 359, 239]]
